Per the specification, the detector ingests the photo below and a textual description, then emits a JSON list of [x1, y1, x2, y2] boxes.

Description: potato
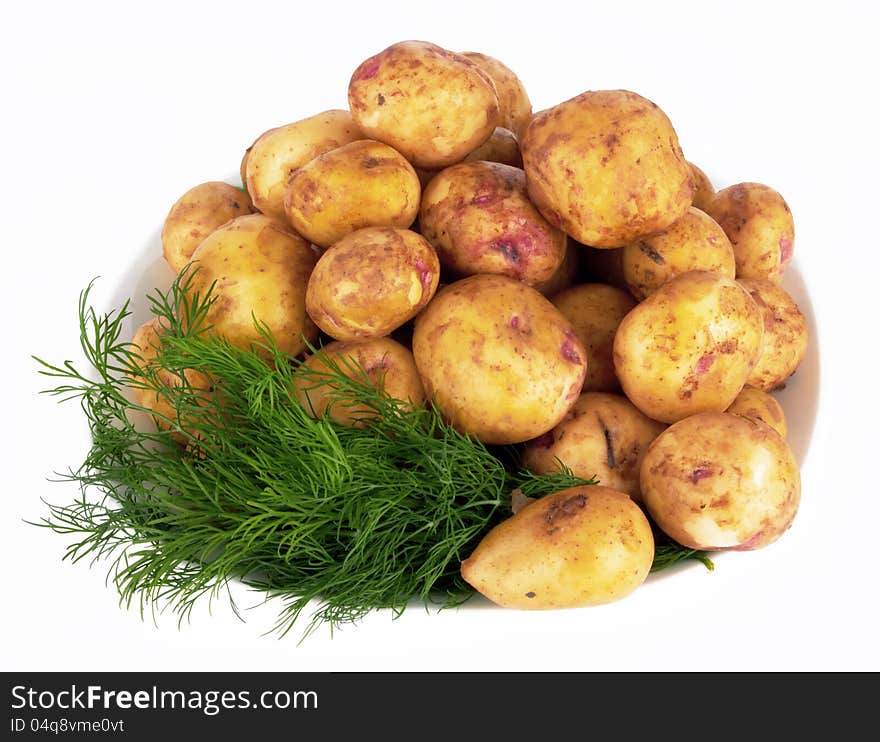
[[161, 182, 254, 274], [613, 270, 764, 423], [186, 214, 318, 357], [534, 237, 580, 297], [305, 226, 439, 341], [621, 206, 735, 300], [705, 182, 795, 283], [412, 274, 586, 444], [726, 385, 787, 438], [640, 412, 800, 550], [461, 485, 654, 609], [738, 277, 808, 391], [522, 393, 666, 502], [243, 110, 362, 220], [294, 337, 425, 426], [689, 161, 715, 212], [522, 89, 694, 247], [552, 283, 636, 392], [463, 126, 522, 168], [419, 161, 566, 285], [283, 139, 420, 248], [348, 40, 500, 169], [460, 51, 532, 141]]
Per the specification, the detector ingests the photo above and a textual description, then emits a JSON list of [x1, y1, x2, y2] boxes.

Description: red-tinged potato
[[705, 182, 795, 283], [640, 412, 801, 551], [460, 51, 533, 141], [522, 89, 694, 248], [243, 110, 363, 220], [613, 270, 764, 423], [689, 161, 715, 212], [738, 277, 809, 391], [348, 40, 500, 169], [463, 127, 523, 168], [305, 227, 439, 341], [293, 337, 425, 426], [522, 393, 666, 503], [552, 283, 636, 392], [419, 161, 566, 285], [726, 385, 787, 438], [412, 274, 587, 445], [461, 485, 654, 609], [621, 206, 735, 300], [161, 182, 254, 274], [186, 214, 319, 357]]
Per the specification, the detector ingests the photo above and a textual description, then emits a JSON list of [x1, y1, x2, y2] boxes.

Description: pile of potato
[[142, 39, 807, 612]]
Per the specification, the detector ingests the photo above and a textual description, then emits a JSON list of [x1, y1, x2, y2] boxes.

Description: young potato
[[161, 182, 254, 274], [621, 206, 735, 300], [460, 51, 532, 141], [522, 89, 694, 248], [705, 182, 795, 283], [726, 385, 787, 438], [283, 140, 420, 248], [522, 393, 666, 502], [461, 485, 654, 609], [463, 127, 523, 168], [348, 40, 500, 169], [534, 238, 580, 297], [412, 274, 586, 445], [738, 277, 808, 391], [420, 161, 566, 285], [689, 161, 715, 212], [293, 337, 425, 426], [552, 283, 636, 392], [305, 226, 440, 341], [186, 214, 319, 357], [640, 412, 801, 551], [243, 110, 363, 220], [613, 270, 764, 423]]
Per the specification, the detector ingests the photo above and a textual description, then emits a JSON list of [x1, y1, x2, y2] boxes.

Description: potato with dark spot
[[419, 161, 566, 285], [738, 277, 808, 391], [460, 51, 532, 141], [461, 485, 654, 609], [640, 412, 800, 550], [463, 127, 522, 168], [412, 274, 586, 445], [534, 238, 580, 297], [522, 393, 666, 502], [522, 89, 694, 247], [705, 182, 795, 283], [283, 140, 420, 248], [726, 385, 787, 438], [294, 337, 425, 426], [243, 110, 362, 220], [186, 214, 318, 357], [305, 226, 439, 341], [621, 206, 735, 300], [689, 161, 715, 212], [552, 283, 635, 392], [161, 182, 254, 274], [348, 40, 500, 169], [613, 270, 764, 423]]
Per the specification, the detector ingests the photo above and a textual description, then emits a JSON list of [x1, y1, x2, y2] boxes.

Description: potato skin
[[689, 162, 715, 212], [294, 337, 425, 426], [522, 89, 694, 247], [640, 412, 800, 550], [244, 110, 362, 220], [348, 40, 500, 169], [738, 278, 808, 391], [161, 182, 254, 274], [613, 270, 764, 423], [522, 393, 666, 502], [419, 161, 566, 285], [726, 385, 787, 438], [552, 283, 636, 392], [705, 182, 794, 283], [621, 206, 735, 300], [463, 127, 523, 168], [305, 227, 439, 341], [412, 274, 586, 445], [283, 139, 420, 248], [461, 485, 654, 609], [460, 51, 532, 141], [187, 214, 318, 357]]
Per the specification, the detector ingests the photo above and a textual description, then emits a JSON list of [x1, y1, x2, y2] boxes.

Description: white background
[[3, 0, 878, 671]]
